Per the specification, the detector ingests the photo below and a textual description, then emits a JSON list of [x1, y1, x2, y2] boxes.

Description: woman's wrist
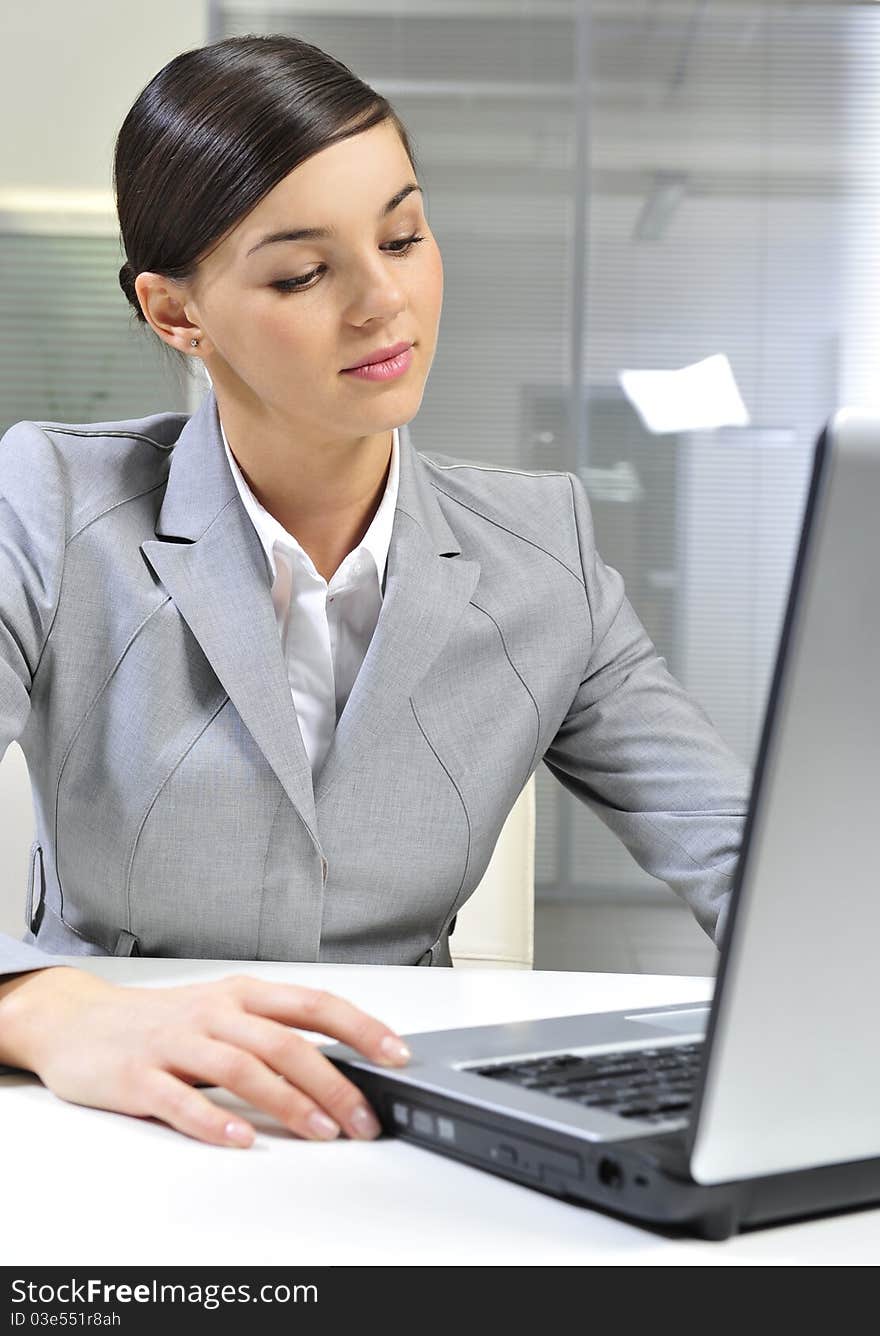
[[0, 966, 111, 1072]]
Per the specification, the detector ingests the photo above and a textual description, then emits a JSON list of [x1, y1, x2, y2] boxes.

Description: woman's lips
[[340, 345, 414, 382], [342, 339, 412, 370]]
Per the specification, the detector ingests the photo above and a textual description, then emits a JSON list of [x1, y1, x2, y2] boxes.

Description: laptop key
[[472, 1044, 704, 1118]]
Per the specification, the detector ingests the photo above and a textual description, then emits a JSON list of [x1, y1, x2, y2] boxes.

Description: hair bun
[[119, 260, 145, 320]]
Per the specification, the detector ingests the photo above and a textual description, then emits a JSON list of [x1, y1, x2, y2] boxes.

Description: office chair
[[449, 775, 535, 970], [0, 742, 35, 941]]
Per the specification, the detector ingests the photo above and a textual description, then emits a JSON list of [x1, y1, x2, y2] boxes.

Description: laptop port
[[597, 1156, 624, 1190]]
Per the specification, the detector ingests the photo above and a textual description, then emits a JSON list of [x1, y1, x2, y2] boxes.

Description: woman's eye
[[270, 233, 426, 293]]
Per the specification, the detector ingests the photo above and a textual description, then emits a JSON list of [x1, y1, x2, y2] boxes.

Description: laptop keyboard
[[472, 1042, 703, 1124]]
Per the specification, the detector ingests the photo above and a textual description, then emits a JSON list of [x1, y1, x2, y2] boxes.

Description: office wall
[[0, 2, 207, 191]]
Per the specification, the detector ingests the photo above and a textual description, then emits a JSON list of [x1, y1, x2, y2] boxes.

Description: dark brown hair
[[114, 33, 420, 377]]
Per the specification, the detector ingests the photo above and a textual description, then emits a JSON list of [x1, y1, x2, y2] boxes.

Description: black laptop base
[[332, 1059, 880, 1241]]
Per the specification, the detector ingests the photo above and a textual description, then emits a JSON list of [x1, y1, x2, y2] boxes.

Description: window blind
[[0, 227, 188, 435]]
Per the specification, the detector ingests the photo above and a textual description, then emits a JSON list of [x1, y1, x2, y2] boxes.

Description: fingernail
[[224, 1120, 254, 1146], [350, 1105, 382, 1139], [306, 1110, 341, 1140], [379, 1036, 411, 1064]]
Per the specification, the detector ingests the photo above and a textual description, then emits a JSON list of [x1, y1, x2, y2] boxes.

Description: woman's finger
[[204, 1009, 384, 1139], [137, 1067, 257, 1148], [164, 1032, 378, 1141], [227, 976, 411, 1066]]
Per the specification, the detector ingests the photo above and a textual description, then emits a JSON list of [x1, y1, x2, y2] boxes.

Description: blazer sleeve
[[0, 420, 73, 982], [542, 471, 752, 949]]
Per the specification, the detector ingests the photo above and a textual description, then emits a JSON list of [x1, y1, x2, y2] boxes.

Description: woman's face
[[166, 119, 443, 440]]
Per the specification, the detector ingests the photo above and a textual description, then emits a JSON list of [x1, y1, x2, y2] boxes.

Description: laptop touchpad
[[625, 1006, 710, 1036]]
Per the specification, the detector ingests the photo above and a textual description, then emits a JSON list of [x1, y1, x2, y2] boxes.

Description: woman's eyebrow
[[245, 183, 423, 257]]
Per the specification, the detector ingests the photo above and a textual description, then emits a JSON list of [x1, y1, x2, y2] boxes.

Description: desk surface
[[2, 957, 876, 1266]]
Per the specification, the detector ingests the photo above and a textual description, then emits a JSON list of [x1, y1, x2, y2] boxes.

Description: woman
[[0, 36, 751, 1151]]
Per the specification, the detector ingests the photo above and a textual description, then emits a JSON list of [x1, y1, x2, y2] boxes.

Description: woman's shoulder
[[6, 406, 189, 455], [0, 407, 189, 509], [417, 445, 578, 548], [0, 405, 190, 460]]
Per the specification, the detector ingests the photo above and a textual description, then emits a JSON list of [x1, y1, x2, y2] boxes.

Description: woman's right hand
[[0, 966, 411, 1147]]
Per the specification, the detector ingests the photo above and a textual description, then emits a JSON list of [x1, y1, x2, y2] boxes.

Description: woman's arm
[[543, 472, 752, 947], [0, 966, 104, 1069], [0, 421, 69, 978]]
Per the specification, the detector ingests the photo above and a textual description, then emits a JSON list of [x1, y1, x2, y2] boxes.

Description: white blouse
[[220, 417, 400, 780]]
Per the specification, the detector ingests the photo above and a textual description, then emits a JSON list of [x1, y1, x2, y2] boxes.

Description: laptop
[[322, 408, 880, 1240]]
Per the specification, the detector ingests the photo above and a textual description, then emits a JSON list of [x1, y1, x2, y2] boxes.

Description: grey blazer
[[0, 387, 751, 982]]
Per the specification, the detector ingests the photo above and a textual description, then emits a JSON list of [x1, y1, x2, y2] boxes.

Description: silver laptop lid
[[689, 409, 880, 1184]]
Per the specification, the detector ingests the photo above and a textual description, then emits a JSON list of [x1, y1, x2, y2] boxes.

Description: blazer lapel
[[140, 388, 481, 851], [313, 421, 481, 807], [140, 390, 320, 851]]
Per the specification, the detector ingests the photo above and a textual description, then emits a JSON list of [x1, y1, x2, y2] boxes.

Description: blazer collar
[[219, 417, 401, 592], [152, 387, 462, 557], [141, 389, 480, 859]]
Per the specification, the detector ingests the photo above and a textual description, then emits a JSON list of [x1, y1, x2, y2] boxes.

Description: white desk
[[2, 958, 877, 1266]]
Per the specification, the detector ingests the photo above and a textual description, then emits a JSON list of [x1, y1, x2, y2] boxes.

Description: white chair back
[[449, 775, 535, 969], [0, 743, 36, 939]]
